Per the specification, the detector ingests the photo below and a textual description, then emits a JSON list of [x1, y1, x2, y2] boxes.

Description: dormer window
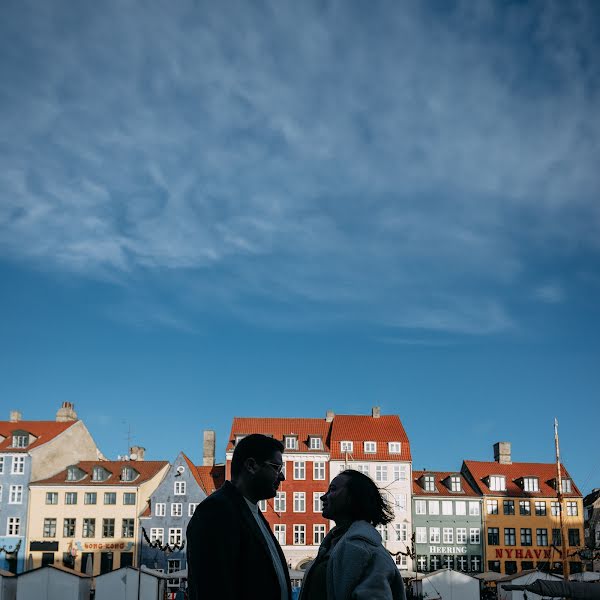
[[489, 475, 506, 491], [121, 466, 138, 482], [364, 441, 377, 454], [12, 434, 29, 448], [424, 474, 436, 492], [388, 442, 401, 454], [523, 477, 539, 492], [92, 466, 110, 482], [450, 475, 462, 492], [284, 436, 298, 450], [66, 466, 85, 481], [340, 441, 353, 453], [309, 436, 322, 450]]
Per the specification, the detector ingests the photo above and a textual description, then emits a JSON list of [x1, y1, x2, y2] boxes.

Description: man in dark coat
[[186, 433, 291, 600]]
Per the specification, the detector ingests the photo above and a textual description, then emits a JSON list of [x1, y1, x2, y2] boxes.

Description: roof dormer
[[66, 465, 87, 482], [420, 473, 437, 492], [308, 435, 322, 450], [121, 466, 140, 482], [444, 474, 463, 493], [519, 476, 539, 492], [91, 466, 111, 482], [11, 430, 36, 448], [284, 435, 298, 450]]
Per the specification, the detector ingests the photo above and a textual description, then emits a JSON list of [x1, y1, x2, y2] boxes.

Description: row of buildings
[[1, 403, 597, 596]]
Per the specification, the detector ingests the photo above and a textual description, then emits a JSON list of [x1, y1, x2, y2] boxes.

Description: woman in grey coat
[[300, 469, 407, 600]]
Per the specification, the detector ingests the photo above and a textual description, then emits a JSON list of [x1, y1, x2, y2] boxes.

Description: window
[[487, 500, 498, 514], [417, 556, 428, 571], [376, 525, 388, 542], [456, 528, 467, 544], [83, 518, 96, 538], [430, 555, 441, 570], [174, 481, 186, 495], [340, 441, 353, 452], [443, 528, 454, 544], [424, 475, 435, 491], [92, 467, 108, 482], [429, 527, 440, 543], [395, 493, 407, 512], [356, 464, 370, 475], [7, 517, 20, 536], [294, 492, 306, 512], [450, 476, 462, 492], [171, 503, 182, 517], [443, 555, 454, 569], [488, 528, 500, 545], [537, 528, 548, 546], [0, 485, 2, 502], [12, 434, 28, 448], [9, 485, 23, 504], [416, 527, 427, 543], [104, 492, 116, 505], [470, 528, 480, 544], [313, 462, 325, 480], [63, 518, 76, 537], [257, 499, 266, 512], [415, 500, 426, 515], [488, 560, 501, 573], [43, 518, 56, 538], [313, 492, 323, 513], [274, 492, 286, 512], [562, 478, 572, 493], [552, 529, 562, 546], [84, 492, 97, 505], [505, 560, 517, 575], [309, 437, 322, 450], [285, 436, 298, 450], [521, 528, 532, 546], [442, 501, 453, 515], [294, 525, 305, 545], [489, 476, 506, 491], [455, 501, 467, 515], [0, 457, 3, 473], [395, 523, 408, 542], [314, 524, 326, 545], [457, 556, 468, 571], [388, 442, 401, 453], [566, 501, 578, 516], [123, 492, 136, 505], [168, 528, 182, 545], [66, 466, 81, 481], [523, 477, 539, 492], [167, 559, 181, 586], [121, 466, 136, 481], [469, 502, 480, 516], [294, 461, 305, 480], [428, 500, 440, 515], [394, 465, 407, 481], [520, 500, 531, 515], [364, 441, 376, 453], [150, 528, 163, 543], [65, 492, 78, 505], [103, 519, 115, 538], [11, 456, 25, 474], [122, 519, 134, 538], [396, 554, 408, 569], [274, 524, 286, 545], [155, 502, 166, 516], [376, 466, 388, 482], [188, 503, 197, 516], [535, 501, 547, 516], [504, 528, 516, 546], [503, 500, 515, 515], [551, 501, 560, 516], [568, 529, 580, 546]]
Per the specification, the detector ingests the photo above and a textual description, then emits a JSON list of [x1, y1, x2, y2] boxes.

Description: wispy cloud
[[0, 0, 598, 333]]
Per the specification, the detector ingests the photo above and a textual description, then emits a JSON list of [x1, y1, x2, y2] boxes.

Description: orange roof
[[0, 420, 76, 453], [226, 418, 331, 453], [31, 460, 168, 486], [412, 470, 480, 497], [195, 465, 225, 495], [462, 460, 582, 498], [330, 415, 412, 461]]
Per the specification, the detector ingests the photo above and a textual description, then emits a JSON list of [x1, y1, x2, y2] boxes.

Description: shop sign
[[429, 546, 467, 554], [494, 548, 552, 559]]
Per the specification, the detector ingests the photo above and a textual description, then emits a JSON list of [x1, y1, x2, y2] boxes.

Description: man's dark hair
[[230, 434, 284, 479], [339, 469, 395, 526]]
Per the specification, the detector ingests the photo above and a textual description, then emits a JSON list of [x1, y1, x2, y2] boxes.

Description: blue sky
[[1, 1, 599, 493]]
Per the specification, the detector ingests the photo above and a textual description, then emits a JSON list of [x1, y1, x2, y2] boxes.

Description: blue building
[[140, 449, 224, 595], [0, 404, 99, 573]]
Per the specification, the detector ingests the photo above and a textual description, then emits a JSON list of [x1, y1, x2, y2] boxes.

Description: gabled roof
[[0, 420, 76, 453], [413, 470, 480, 497], [226, 418, 331, 453], [462, 460, 582, 497], [31, 460, 168, 486], [195, 465, 225, 495], [330, 415, 411, 461]]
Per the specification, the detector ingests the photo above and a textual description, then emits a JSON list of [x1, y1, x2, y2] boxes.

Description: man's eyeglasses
[[263, 461, 284, 475]]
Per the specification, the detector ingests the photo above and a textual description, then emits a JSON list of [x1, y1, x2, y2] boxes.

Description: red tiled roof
[[462, 460, 582, 498], [226, 418, 331, 453], [0, 420, 76, 453], [196, 464, 226, 495], [412, 470, 480, 497], [31, 460, 168, 486], [330, 415, 411, 461]]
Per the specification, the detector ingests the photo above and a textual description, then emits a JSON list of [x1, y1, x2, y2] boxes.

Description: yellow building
[[463, 443, 584, 576], [27, 456, 168, 575]]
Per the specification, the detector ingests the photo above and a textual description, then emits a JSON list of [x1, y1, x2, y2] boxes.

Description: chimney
[[325, 410, 335, 423], [372, 406, 381, 419], [203, 430, 215, 467], [493, 442, 512, 464], [129, 446, 145, 461], [10, 410, 22, 423], [55, 402, 78, 422]]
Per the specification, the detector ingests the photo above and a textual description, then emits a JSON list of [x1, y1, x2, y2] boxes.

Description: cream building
[[27, 455, 168, 575]]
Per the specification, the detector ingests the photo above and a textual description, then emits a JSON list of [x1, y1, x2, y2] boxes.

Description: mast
[[554, 418, 569, 578]]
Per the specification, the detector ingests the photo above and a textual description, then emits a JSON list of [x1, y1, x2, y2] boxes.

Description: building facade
[[27, 455, 168, 575], [0, 403, 100, 573], [411, 470, 483, 574], [583, 488, 600, 572], [462, 442, 585, 576]]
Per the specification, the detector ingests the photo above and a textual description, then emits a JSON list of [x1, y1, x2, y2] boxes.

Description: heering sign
[[429, 546, 467, 554]]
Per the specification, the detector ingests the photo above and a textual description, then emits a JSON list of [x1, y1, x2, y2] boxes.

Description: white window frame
[[340, 441, 353, 453], [364, 441, 377, 453], [429, 527, 440, 543], [442, 500, 453, 515], [258, 499, 267, 512], [393, 465, 407, 481], [523, 477, 539, 492], [293, 492, 306, 512], [9, 485, 23, 504], [375, 465, 388, 482], [313, 492, 324, 513], [150, 528, 164, 543], [395, 493, 407, 512], [551, 501, 560, 516], [314, 524, 326, 545], [12, 435, 28, 448], [395, 523, 408, 542], [65, 492, 78, 505], [309, 437, 322, 450], [155, 502, 166, 517], [428, 500, 440, 515], [561, 478, 572, 493], [416, 527, 427, 543], [450, 475, 462, 491], [443, 527, 454, 544], [285, 436, 298, 450], [313, 461, 326, 480], [171, 503, 182, 517], [188, 503, 197, 516], [168, 528, 182, 545], [293, 524, 306, 545], [489, 475, 506, 491], [456, 527, 467, 543], [388, 442, 401, 453], [0, 457, 4, 473], [424, 475, 436, 491], [293, 461, 305, 480], [274, 492, 286, 512], [274, 524, 286, 545], [174, 481, 186, 495], [455, 500, 466, 515], [376, 524, 388, 542], [415, 500, 426, 515], [469, 528, 481, 544], [11, 456, 25, 474], [7, 517, 20, 536], [469, 501, 480, 516], [123, 492, 136, 505], [566, 501, 578, 516]]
